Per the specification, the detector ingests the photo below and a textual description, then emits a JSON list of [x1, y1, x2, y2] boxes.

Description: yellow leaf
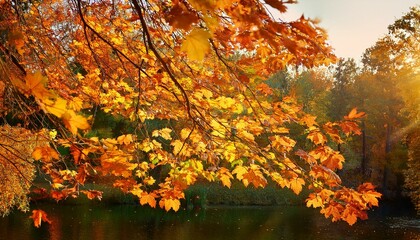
[[51, 183, 64, 189], [232, 165, 247, 180], [233, 103, 244, 114], [201, 88, 213, 99], [193, 160, 204, 171], [117, 134, 134, 145], [220, 175, 232, 188], [143, 176, 156, 186], [130, 187, 143, 198], [67, 97, 84, 111], [271, 172, 288, 188], [62, 110, 90, 135], [218, 167, 233, 188], [238, 130, 255, 142], [235, 120, 247, 130], [181, 28, 211, 61], [306, 193, 324, 208], [216, 96, 236, 109], [152, 128, 172, 140], [290, 178, 305, 195], [44, 98, 68, 117], [184, 172, 197, 185], [160, 198, 181, 211], [180, 128, 192, 140], [171, 140, 190, 156]]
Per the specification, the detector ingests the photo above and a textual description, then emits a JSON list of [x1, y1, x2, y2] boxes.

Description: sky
[[278, 0, 420, 60]]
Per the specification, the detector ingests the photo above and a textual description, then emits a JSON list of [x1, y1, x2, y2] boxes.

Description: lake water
[[0, 203, 419, 240]]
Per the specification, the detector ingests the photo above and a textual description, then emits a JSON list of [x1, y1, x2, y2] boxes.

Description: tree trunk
[[383, 124, 392, 198], [361, 121, 368, 179]]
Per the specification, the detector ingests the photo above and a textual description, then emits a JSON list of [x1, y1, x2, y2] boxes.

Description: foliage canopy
[[0, 0, 381, 227]]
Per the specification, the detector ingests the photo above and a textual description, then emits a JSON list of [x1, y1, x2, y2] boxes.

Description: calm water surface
[[0, 203, 419, 240]]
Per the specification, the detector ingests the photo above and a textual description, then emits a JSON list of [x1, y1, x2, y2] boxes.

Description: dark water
[[0, 203, 419, 240]]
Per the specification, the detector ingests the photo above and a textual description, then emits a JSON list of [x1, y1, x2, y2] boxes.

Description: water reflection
[[0, 204, 419, 240]]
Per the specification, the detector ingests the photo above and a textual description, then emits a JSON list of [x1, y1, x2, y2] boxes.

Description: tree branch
[[130, 0, 194, 121]]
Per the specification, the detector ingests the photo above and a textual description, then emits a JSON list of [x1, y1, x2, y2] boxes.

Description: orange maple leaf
[[159, 198, 181, 211], [321, 153, 344, 170], [81, 190, 103, 200], [50, 190, 67, 202], [340, 121, 362, 136], [24, 72, 51, 100], [165, 4, 198, 31], [32, 146, 59, 162], [307, 131, 327, 145], [76, 165, 88, 185], [344, 108, 366, 120], [30, 209, 52, 228], [256, 83, 274, 96], [342, 206, 362, 226], [242, 167, 268, 188], [140, 192, 157, 208], [320, 202, 343, 222], [358, 183, 382, 207], [344, 212, 358, 226], [301, 114, 318, 127]]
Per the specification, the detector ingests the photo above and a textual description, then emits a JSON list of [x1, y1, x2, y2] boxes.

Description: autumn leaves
[[0, 0, 384, 228], [11, 71, 89, 135]]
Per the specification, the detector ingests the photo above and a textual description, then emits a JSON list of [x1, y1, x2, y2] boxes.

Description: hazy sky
[[279, 0, 419, 60]]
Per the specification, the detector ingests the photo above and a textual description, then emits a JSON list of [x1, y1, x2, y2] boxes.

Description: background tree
[[336, 6, 419, 204], [329, 58, 358, 122], [292, 67, 333, 123], [350, 37, 407, 198], [386, 6, 420, 213]]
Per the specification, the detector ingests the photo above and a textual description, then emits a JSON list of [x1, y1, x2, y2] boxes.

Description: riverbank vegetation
[[0, 0, 418, 228]]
